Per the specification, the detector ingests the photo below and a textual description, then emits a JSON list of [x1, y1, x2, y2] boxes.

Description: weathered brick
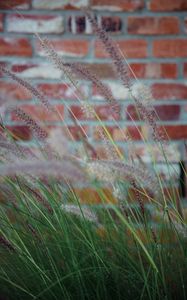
[[75, 63, 116, 79], [47, 125, 89, 141], [68, 15, 122, 34], [126, 104, 180, 121], [0, 14, 3, 32], [154, 105, 181, 121], [32, 0, 89, 10], [35, 39, 89, 57], [94, 126, 143, 141], [160, 125, 187, 139], [152, 83, 187, 100], [7, 14, 64, 34], [6, 126, 32, 141], [70, 105, 120, 121], [0, 81, 32, 100], [90, 64, 116, 79], [185, 18, 187, 34], [68, 16, 90, 34], [91, 0, 144, 11], [101, 16, 122, 33], [11, 105, 64, 122], [184, 63, 187, 78], [0, 38, 32, 57], [0, 0, 30, 9], [11, 63, 62, 79], [67, 125, 89, 140], [128, 17, 179, 35], [149, 0, 187, 11], [130, 63, 177, 79], [95, 40, 147, 58], [12, 62, 116, 80], [153, 40, 187, 58], [37, 83, 88, 100]]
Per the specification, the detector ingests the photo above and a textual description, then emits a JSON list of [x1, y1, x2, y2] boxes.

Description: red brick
[[37, 83, 87, 100], [91, 0, 144, 11], [0, 38, 32, 57], [47, 125, 89, 141], [67, 125, 89, 140], [35, 39, 89, 58], [0, 0, 30, 9], [155, 105, 180, 121], [184, 63, 187, 78], [94, 126, 143, 141], [130, 63, 177, 79], [0, 81, 32, 100], [127, 126, 144, 140], [32, 0, 89, 10], [11, 105, 64, 122], [7, 14, 64, 34], [152, 84, 187, 100], [70, 105, 120, 121], [95, 40, 147, 58], [126, 105, 180, 121], [11, 64, 37, 74], [160, 125, 187, 139], [159, 64, 178, 79], [95, 104, 120, 121], [6, 126, 32, 141], [153, 40, 187, 58], [149, 0, 187, 11], [84, 64, 116, 79], [0, 14, 3, 32], [128, 17, 179, 35]]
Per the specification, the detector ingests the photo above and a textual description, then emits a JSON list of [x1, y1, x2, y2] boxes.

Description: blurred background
[[0, 0, 187, 192]]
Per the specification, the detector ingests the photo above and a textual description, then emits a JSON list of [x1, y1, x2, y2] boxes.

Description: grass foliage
[[0, 10, 187, 300]]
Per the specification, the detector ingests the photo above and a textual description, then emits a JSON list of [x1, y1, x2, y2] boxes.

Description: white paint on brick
[[92, 5, 122, 11], [7, 16, 64, 34], [94, 81, 155, 101], [33, 0, 89, 9], [14, 64, 62, 79], [65, 84, 88, 98], [15, 3, 29, 9], [71, 17, 77, 34], [145, 63, 161, 79], [85, 16, 93, 34], [110, 82, 129, 99], [38, 47, 85, 58], [94, 81, 129, 100]]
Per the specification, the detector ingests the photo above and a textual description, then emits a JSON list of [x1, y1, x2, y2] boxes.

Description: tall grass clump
[[0, 10, 186, 300]]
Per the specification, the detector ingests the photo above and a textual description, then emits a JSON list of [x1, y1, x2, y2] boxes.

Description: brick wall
[[0, 0, 187, 186]]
